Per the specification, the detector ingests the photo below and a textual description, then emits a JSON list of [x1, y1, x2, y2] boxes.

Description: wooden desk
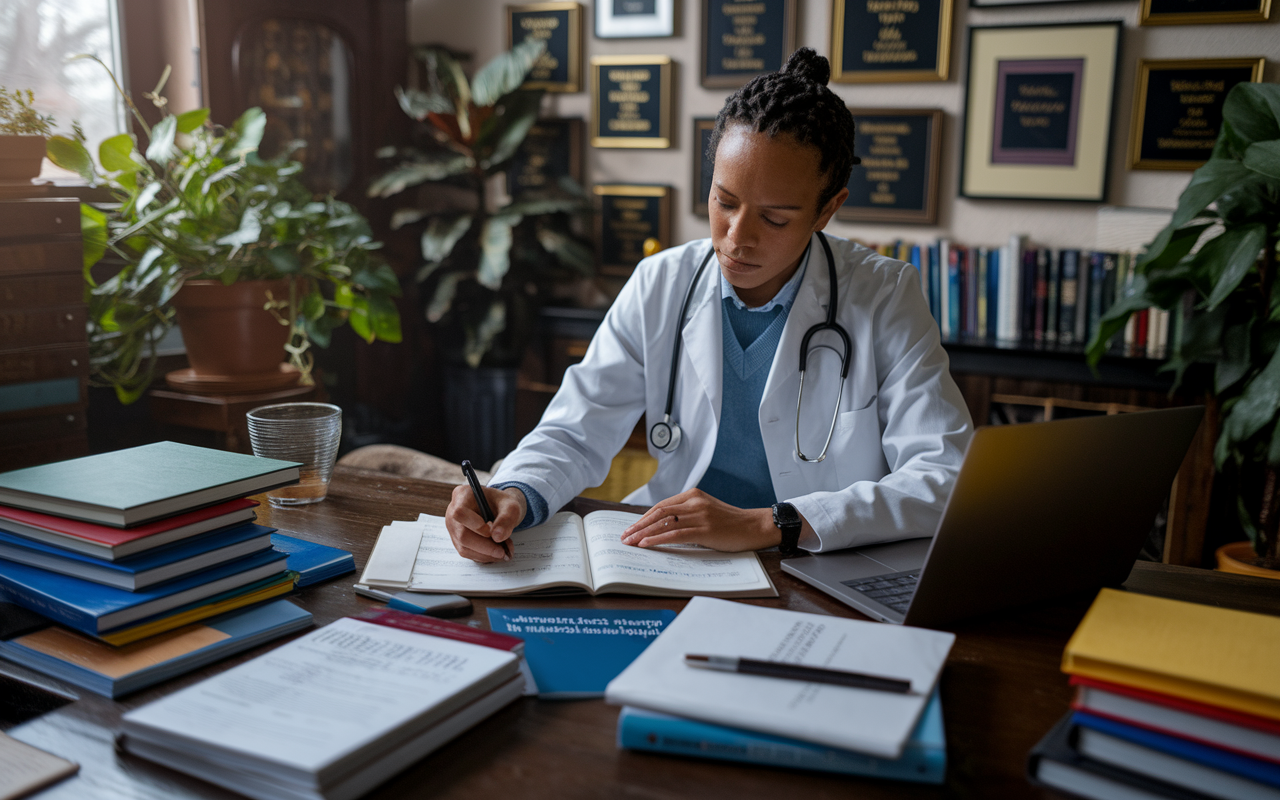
[[7, 466, 1280, 800]]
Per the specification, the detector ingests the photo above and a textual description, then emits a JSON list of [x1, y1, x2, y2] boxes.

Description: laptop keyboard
[[841, 571, 920, 614]]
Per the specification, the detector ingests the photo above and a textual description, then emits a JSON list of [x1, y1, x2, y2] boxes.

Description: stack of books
[[0, 442, 352, 697], [871, 237, 1170, 357], [120, 609, 529, 800], [605, 597, 951, 784], [1028, 588, 1280, 799]]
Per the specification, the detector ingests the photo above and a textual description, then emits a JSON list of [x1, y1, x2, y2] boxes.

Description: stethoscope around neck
[[648, 231, 852, 463]]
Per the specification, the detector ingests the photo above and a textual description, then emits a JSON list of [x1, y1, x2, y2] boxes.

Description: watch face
[[773, 503, 800, 527]]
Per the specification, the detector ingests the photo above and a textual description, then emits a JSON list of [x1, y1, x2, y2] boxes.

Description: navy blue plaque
[[590, 56, 673, 148], [506, 118, 584, 197], [615, 0, 656, 12], [1143, 0, 1269, 23], [991, 59, 1083, 166], [508, 3, 582, 92], [692, 118, 716, 215], [701, 0, 796, 88], [831, 0, 952, 82], [839, 109, 942, 224], [1131, 59, 1262, 169], [594, 185, 672, 274]]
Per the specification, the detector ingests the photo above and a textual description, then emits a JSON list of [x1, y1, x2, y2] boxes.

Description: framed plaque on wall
[[507, 2, 584, 93], [594, 184, 672, 274], [1141, 0, 1271, 24], [701, 0, 797, 88], [507, 118, 585, 196], [830, 0, 953, 83], [590, 55, 674, 148], [960, 22, 1121, 202], [839, 108, 943, 224], [1129, 58, 1265, 170], [595, 0, 678, 37], [692, 118, 716, 216]]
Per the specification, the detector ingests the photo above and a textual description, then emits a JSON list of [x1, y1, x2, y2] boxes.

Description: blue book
[[0, 523, 275, 590], [1073, 711, 1280, 790], [0, 549, 288, 634], [947, 248, 961, 337], [270, 534, 355, 588], [487, 607, 675, 698], [986, 248, 1000, 339], [618, 687, 945, 782], [0, 599, 313, 698]]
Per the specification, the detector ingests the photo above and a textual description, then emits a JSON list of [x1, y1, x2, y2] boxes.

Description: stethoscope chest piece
[[649, 414, 682, 452]]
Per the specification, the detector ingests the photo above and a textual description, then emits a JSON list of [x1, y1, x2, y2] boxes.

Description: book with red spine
[[0, 499, 259, 561], [1071, 676, 1280, 764]]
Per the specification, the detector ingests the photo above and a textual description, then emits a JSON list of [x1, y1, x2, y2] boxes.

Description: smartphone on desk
[[353, 584, 473, 618]]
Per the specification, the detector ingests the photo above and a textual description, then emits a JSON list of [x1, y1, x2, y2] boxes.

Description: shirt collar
[[719, 238, 811, 313]]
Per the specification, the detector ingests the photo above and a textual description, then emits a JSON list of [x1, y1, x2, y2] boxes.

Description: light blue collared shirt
[[719, 240, 811, 313]]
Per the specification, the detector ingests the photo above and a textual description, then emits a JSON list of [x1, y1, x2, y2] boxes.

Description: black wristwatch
[[772, 502, 802, 557]]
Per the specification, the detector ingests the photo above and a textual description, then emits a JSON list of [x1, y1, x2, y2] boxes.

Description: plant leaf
[[368, 294, 403, 343], [227, 107, 267, 157], [1217, 343, 1280, 467], [135, 181, 162, 213], [1218, 317, 1253, 394], [348, 295, 373, 342], [477, 216, 517, 289], [46, 135, 95, 181], [1243, 140, 1280, 181], [502, 194, 590, 218], [174, 108, 210, 133], [477, 90, 543, 172], [422, 214, 472, 263], [1204, 223, 1267, 309], [471, 38, 546, 108], [80, 203, 107, 272], [99, 133, 139, 172], [395, 86, 454, 121], [1223, 82, 1280, 147], [366, 153, 472, 198], [145, 115, 177, 163], [464, 301, 506, 367], [390, 208, 430, 230], [1174, 160, 1253, 229], [215, 206, 262, 251], [536, 227, 594, 275], [426, 272, 461, 322], [1086, 274, 1155, 367]]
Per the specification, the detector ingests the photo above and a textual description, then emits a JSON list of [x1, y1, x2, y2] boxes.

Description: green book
[[0, 442, 299, 527]]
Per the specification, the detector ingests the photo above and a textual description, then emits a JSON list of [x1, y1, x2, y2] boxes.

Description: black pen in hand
[[461, 460, 512, 560]]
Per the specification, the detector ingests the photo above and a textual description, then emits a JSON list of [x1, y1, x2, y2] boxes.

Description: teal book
[[617, 687, 945, 783], [487, 608, 675, 698], [0, 442, 300, 527]]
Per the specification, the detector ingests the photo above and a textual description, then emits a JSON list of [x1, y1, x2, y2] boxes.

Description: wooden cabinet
[[0, 196, 90, 470]]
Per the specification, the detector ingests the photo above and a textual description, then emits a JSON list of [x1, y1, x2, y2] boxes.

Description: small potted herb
[[0, 87, 55, 180]]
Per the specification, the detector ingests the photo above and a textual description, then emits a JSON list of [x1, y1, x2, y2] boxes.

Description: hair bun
[[783, 48, 830, 87]]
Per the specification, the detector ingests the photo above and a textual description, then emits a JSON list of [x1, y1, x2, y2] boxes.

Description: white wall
[[409, 0, 1280, 251]]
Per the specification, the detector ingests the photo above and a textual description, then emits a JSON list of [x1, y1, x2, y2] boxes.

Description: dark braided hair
[[708, 48, 858, 212]]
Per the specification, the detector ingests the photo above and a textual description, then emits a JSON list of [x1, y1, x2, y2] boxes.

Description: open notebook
[[359, 510, 776, 598]]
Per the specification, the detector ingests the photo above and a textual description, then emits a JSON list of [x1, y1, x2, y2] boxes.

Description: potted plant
[[369, 40, 593, 464], [0, 86, 55, 179], [46, 63, 402, 404], [1086, 82, 1280, 576]]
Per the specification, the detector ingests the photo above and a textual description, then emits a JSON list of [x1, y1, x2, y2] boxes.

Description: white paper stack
[[605, 597, 955, 759]]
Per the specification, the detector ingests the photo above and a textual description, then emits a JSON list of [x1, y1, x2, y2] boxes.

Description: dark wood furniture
[[8, 466, 1279, 800], [148, 382, 325, 454], [0, 195, 90, 471]]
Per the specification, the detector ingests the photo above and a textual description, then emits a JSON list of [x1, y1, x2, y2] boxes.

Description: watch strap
[[772, 502, 802, 557]]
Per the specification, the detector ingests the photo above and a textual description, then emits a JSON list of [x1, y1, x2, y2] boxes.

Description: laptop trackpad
[[850, 537, 932, 572], [783, 537, 931, 583]]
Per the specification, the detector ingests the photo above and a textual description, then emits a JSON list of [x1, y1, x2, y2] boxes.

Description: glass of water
[[246, 402, 342, 506]]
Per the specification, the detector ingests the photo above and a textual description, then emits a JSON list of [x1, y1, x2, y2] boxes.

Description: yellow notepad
[[1063, 588, 1280, 721]]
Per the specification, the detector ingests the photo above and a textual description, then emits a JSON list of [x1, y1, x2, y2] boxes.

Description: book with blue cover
[[269, 533, 355, 588], [0, 523, 275, 590], [487, 607, 675, 698], [0, 549, 288, 634], [617, 686, 945, 782], [1073, 710, 1280, 790], [0, 599, 313, 698]]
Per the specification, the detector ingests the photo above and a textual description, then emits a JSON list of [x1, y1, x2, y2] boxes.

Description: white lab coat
[[490, 232, 974, 551]]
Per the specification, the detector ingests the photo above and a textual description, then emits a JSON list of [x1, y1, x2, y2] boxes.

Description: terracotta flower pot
[[169, 279, 292, 377], [0, 135, 48, 180], [1216, 541, 1280, 581]]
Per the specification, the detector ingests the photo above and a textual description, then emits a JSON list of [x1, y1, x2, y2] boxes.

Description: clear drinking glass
[[246, 402, 342, 506]]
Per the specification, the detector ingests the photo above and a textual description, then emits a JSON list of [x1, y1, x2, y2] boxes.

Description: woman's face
[[709, 124, 848, 307]]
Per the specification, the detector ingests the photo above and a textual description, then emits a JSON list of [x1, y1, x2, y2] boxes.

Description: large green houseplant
[[368, 39, 593, 369], [1087, 82, 1280, 569], [47, 64, 402, 403]]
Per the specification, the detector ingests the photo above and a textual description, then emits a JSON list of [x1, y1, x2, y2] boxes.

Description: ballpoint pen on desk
[[684, 654, 913, 694], [461, 460, 513, 560]]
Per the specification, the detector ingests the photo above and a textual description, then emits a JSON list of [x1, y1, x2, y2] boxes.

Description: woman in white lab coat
[[444, 48, 973, 562]]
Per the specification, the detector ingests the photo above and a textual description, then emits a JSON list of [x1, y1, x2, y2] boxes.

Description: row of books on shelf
[[0, 442, 355, 698], [1029, 589, 1280, 800], [872, 237, 1171, 358]]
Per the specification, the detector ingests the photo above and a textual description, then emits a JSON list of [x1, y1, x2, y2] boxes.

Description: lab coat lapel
[[761, 235, 830, 415], [681, 262, 723, 428]]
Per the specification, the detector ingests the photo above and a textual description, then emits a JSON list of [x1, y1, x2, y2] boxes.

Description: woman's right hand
[[444, 484, 527, 563]]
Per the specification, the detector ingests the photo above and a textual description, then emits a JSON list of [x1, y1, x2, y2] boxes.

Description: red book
[[0, 498, 259, 561], [353, 607, 524, 654], [1135, 309, 1149, 353], [1071, 676, 1280, 764]]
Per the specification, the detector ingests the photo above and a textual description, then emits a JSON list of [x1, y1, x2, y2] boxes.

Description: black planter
[[442, 364, 519, 469]]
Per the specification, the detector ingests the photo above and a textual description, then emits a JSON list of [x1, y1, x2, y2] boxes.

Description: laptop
[[780, 405, 1204, 627]]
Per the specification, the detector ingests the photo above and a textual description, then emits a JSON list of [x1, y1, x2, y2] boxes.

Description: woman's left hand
[[620, 489, 782, 552]]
